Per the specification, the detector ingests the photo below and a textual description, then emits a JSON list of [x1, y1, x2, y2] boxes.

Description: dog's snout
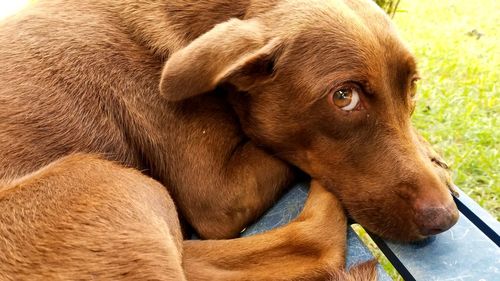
[[414, 201, 459, 236]]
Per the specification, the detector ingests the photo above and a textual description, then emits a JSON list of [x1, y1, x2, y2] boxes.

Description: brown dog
[[0, 0, 458, 279]]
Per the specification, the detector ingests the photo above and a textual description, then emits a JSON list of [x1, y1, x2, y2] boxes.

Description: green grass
[[359, 0, 499, 279]]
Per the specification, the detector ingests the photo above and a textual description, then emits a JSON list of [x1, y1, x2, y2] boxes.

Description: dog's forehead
[[274, 0, 417, 99], [267, 0, 394, 41]]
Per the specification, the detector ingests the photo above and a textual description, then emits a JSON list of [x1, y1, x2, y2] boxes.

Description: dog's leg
[[0, 155, 375, 280], [170, 131, 296, 239], [0, 154, 186, 280], [183, 181, 377, 281]]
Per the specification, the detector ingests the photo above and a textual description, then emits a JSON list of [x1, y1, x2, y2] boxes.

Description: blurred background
[[1, 0, 498, 279], [0, 0, 32, 19]]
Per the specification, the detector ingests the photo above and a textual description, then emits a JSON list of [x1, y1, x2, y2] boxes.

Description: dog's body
[[0, 0, 458, 279], [1, 0, 297, 240]]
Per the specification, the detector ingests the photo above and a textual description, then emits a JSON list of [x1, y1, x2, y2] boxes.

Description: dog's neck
[[107, 0, 251, 56]]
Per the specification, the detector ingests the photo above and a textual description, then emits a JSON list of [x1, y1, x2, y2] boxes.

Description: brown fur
[[0, 154, 373, 280], [0, 0, 457, 279]]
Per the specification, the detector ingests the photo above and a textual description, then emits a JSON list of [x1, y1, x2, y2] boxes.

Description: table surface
[[241, 182, 500, 281]]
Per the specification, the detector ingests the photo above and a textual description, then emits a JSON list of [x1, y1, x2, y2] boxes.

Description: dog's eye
[[331, 88, 360, 111], [410, 77, 420, 97]]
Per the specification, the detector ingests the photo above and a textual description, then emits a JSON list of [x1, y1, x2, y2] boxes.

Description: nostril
[[414, 202, 459, 236]]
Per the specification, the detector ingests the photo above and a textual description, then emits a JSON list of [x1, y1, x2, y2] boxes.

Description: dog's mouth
[[346, 203, 458, 242], [334, 133, 460, 241], [321, 164, 459, 242]]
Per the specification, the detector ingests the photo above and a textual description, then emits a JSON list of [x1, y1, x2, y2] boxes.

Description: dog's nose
[[414, 201, 459, 236]]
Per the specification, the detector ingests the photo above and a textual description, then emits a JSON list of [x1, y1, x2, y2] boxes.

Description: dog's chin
[[350, 218, 428, 243], [365, 226, 431, 243], [322, 183, 440, 242]]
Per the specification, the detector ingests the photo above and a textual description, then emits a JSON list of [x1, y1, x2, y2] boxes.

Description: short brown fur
[[0, 0, 457, 279]]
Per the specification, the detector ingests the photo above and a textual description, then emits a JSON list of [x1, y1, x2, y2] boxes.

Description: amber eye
[[331, 88, 360, 111]]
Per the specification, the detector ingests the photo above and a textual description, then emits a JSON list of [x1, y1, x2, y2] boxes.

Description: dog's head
[[159, 0, 458, 241]]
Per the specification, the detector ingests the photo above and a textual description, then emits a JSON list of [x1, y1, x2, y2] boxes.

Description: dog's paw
[[330, 260, 378, 281]]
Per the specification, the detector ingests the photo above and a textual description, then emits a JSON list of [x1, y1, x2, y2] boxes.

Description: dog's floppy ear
[[159, 19, 281, 101]]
